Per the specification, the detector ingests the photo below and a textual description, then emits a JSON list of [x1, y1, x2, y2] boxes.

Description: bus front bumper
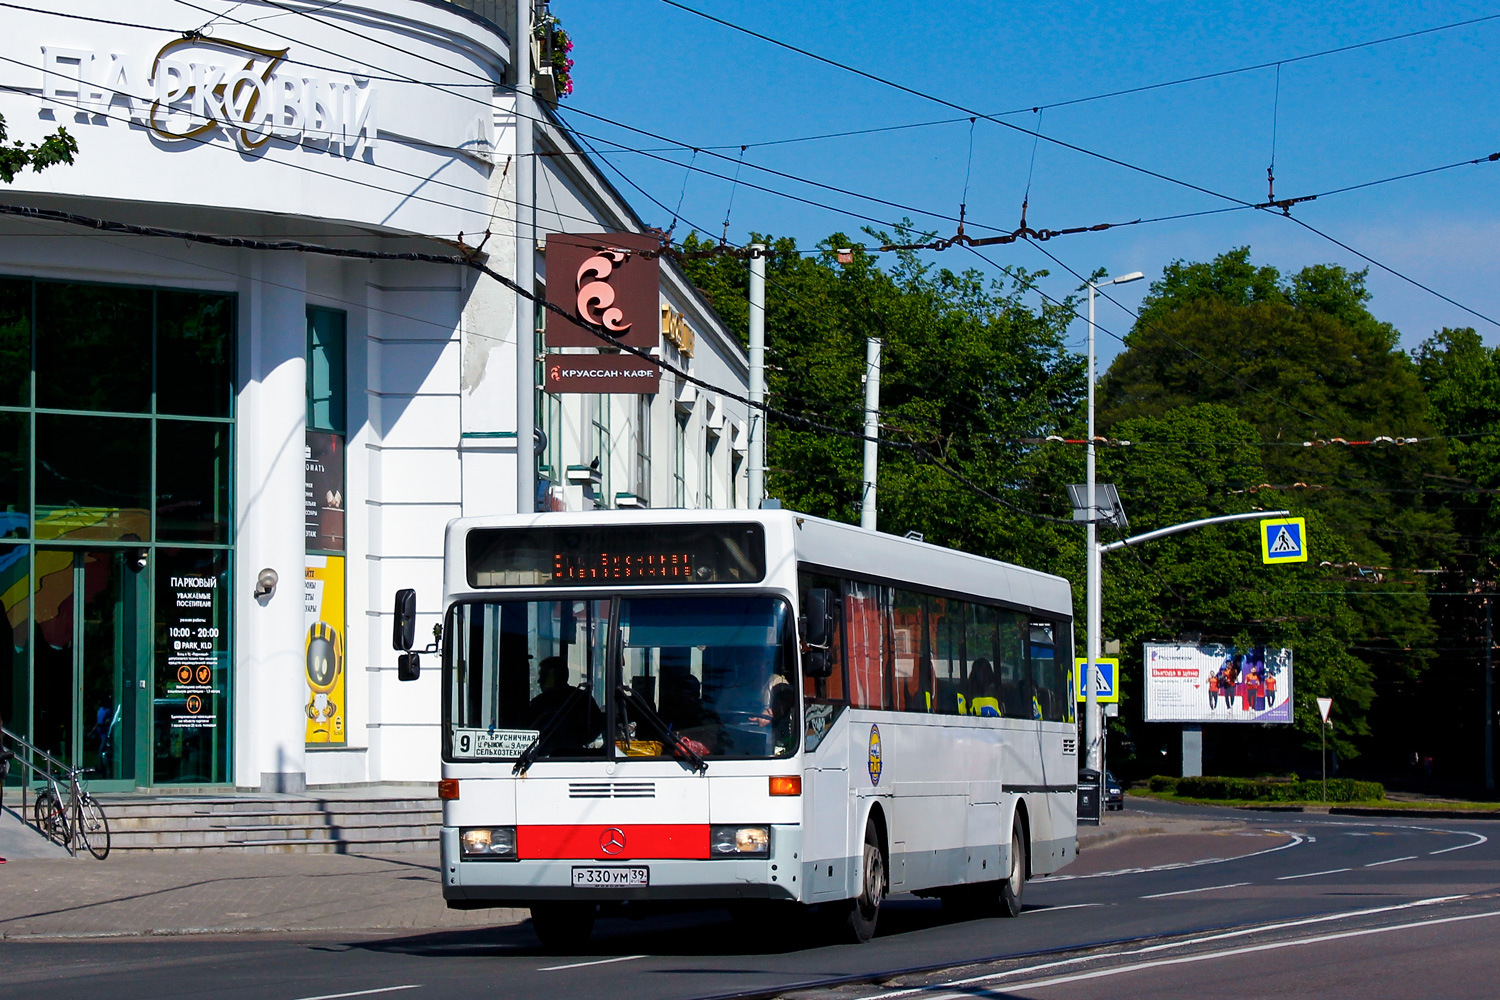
[[439, 825, 803, 905]]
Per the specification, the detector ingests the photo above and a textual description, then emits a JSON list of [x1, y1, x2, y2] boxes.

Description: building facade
[[0, 0, 750, 791]]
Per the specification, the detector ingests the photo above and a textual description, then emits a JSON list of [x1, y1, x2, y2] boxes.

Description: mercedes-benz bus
[[395, 509, 1078, 948]]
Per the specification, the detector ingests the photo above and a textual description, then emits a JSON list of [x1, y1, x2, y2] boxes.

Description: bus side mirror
[[398, 651, 420, 682], [393, 588, 417, 651], [804, 588, 833, 646], [803, 587, 835, 678]]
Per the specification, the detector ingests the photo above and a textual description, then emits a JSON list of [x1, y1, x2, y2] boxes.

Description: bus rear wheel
[[530, 902, 597, 952], [999, 823, 1026, 918]]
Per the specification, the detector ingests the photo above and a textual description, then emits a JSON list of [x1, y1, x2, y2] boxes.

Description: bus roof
[[443, 508, 1072, 619]]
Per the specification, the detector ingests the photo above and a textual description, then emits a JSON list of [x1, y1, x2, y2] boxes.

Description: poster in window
[[305, 431, 344, 552], [304, 554, 346, 745]]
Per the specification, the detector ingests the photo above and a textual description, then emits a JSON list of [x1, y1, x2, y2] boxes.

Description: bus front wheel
[[835, 822, 886, 943], [530, 902, 597, 952], [999, 824, 1026, 918]]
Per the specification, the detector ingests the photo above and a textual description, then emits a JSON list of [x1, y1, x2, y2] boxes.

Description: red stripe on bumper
[[518, 824, 710, 860]]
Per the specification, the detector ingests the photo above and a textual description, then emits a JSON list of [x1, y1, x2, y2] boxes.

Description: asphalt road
[[3, 800, 1498, 1000]]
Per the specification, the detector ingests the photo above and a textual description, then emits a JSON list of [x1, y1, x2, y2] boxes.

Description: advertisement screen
[[1143, 643, 1293, 724]]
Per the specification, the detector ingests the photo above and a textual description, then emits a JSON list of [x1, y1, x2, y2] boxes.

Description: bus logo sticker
[[600, 828, 626, 855], [868, 725, 882, 786]]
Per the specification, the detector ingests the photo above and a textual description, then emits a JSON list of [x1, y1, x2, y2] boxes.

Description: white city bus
[[396, 509, 1079, 948]]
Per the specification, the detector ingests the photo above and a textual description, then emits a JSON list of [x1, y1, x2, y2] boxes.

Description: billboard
[[1143, 643, 1293, 724]]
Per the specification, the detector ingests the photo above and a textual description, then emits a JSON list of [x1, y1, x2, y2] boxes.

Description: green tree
[[1100, 248, 1448, 771], [0, 114, 77, 184]]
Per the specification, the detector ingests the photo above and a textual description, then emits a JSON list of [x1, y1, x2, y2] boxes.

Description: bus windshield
[[445, 595, 798, 763]]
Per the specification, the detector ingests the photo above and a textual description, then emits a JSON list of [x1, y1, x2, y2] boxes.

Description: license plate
[[571, 866, 649, 887]]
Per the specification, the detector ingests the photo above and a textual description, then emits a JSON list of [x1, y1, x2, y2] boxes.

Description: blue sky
[[554, 1, 1500, 367]]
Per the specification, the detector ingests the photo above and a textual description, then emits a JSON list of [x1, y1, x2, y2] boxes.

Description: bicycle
[[34, 765, 110, 860]]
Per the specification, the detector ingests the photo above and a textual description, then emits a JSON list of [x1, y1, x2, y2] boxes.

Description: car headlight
[[710, 825, 770, 856], [460, 826, 517, 859]]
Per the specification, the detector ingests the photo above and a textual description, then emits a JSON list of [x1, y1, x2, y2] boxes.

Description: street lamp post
[[1085, 271, 1144, 784]]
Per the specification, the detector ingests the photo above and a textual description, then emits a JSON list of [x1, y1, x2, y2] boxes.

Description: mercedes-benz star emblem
[[599, 828, 626, 856]]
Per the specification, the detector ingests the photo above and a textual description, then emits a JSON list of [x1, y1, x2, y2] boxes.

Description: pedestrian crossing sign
[[1073, 657, 1120, 703], [1261, 517, 1308, 564]]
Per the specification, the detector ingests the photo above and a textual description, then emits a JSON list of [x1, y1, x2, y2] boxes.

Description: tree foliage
[[0, 113, 77, 184], [1101, 248, 1454, 771]]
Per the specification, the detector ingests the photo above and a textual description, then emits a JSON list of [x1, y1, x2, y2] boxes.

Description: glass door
[[31, 549, 144, 788]]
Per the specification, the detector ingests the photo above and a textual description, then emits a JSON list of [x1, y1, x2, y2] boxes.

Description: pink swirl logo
[[576, 250, 633, 334]]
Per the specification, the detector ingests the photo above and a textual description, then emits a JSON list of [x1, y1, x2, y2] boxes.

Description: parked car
[[1104, 771, 1124, 811]]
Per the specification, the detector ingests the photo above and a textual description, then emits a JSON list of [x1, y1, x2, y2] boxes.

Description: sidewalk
[[0, 809, 1239, 940]]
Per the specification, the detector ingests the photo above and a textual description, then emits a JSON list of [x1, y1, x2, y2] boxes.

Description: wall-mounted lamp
[[254, 568, 279, 600]]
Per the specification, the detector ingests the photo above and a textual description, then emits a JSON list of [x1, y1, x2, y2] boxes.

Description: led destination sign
[[467, 524, 766, 589]]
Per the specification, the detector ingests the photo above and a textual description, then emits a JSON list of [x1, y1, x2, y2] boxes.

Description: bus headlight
[[710, 825, 770, 856], [460, 826, 517, 859]]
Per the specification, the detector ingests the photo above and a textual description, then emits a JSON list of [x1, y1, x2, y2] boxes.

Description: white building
[[0, 0, 751, 792]]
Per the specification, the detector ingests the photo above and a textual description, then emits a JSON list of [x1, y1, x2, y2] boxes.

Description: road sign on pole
[[1261, 517, 1308, 564], [1317, 697, 1333, 802], [1073, 657, 1120, 703]]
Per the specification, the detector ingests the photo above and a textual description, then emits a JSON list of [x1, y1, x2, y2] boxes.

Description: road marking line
[[1276, 867, 1350, 880], [865, 894, 1469, 1000], [289, 988, 422, 1000], [1031, 903, 1103, 913], [920, 907, 1500, 997], [1036, 832, 1304, 882], [1430, 831, 1489, 855], [1365, 856, 1418, 867], [1141, 882, 1250, 899], [538, 954, 646, 972]]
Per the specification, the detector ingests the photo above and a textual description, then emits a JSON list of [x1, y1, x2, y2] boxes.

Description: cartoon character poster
[[304, 555, 346, 745], [1143, 643, 1293, 724]]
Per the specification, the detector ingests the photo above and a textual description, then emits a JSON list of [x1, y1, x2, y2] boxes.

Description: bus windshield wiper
[[616, 684, 708, 773], [512, 700, 578, 777]]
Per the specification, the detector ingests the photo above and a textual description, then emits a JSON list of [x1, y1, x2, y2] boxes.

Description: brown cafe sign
[[544, 232, 663, 394]]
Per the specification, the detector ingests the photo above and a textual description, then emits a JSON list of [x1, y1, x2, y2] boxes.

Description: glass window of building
[[0, 275, 235, 790], [634, 394, 650, 506], [704, 428, 719, 508], [591, 396, 611, 508], [673, 406, 689, 507], [306, 306, 346, 435]]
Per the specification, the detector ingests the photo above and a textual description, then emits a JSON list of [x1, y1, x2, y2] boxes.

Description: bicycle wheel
[[33, 788, 68, 845], [76, 794, 110, 860]]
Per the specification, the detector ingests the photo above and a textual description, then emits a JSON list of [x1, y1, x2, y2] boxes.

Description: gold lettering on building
[[660, 305, 695, 357]]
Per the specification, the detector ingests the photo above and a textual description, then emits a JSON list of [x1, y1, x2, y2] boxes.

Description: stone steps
[[78, 795, 442, 854]]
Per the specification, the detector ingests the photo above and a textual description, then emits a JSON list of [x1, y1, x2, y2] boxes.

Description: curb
[[1329, 807, 1500, 820]]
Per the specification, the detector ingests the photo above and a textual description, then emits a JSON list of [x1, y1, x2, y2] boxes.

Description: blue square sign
[[1261, 517, 1307, 564]]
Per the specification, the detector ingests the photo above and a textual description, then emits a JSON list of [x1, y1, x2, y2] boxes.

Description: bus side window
[[799, 571, 846, 703], [1030, 620, 1068, 721], [931, 596, 967, 715], [997, 611, 1030, 718], [891, 589, 926, 713], [965, 603, 1002, 718], [845, 580, 886, 709]]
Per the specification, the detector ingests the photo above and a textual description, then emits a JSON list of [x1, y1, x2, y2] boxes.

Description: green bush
[[1148, 775, 1180, 793], [1172, 775, 1384, 803]]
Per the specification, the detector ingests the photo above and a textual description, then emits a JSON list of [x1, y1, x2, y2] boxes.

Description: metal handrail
[[1, 724, 71, 837]]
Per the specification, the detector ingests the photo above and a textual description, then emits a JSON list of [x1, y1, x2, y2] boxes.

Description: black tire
[[33, 789, 67, 845], [529, 902, 597, 952], [77, 795, 110, 860], [999, 823, 1026, 918], [833, 822, 885, 944]]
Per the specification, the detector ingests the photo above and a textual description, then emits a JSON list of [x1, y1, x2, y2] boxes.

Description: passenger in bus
[[527, 656, 603, 750], [965, 658, 1002, 717]]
